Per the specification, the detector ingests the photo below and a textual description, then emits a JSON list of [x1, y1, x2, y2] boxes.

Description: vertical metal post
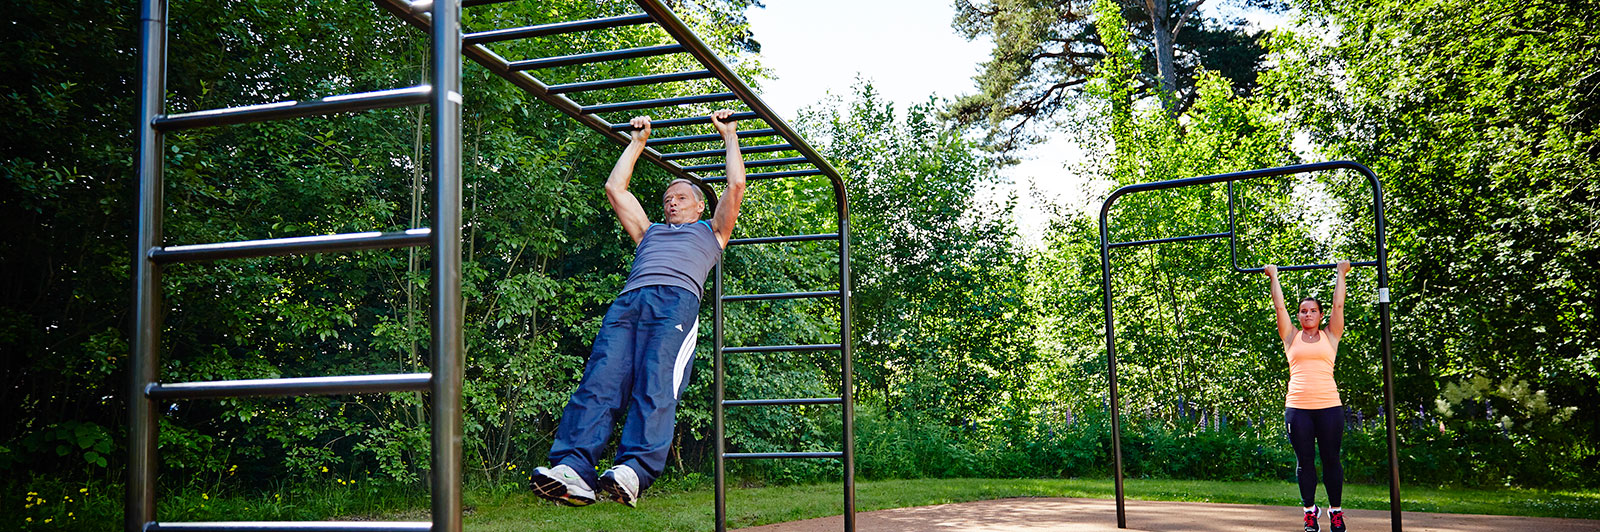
[[837, 206, 856, 532], [1371, 175, 1402, 532], [128, 1, 167, 530], [713, 261, 727, 532], [428, 0, 464, 531], [1097, 205, 1126, 529]]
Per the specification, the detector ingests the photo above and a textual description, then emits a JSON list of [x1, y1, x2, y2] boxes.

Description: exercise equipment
[[1095, 161, 1401, 531], [130, 1, 854, 530]]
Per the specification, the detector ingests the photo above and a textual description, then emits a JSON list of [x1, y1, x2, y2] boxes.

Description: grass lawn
[[441, 478, 1600, 531]]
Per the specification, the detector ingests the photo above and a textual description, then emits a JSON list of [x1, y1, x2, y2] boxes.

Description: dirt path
[[737, 497, 1600, 531]]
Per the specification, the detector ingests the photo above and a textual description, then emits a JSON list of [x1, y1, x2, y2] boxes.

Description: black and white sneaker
[[1303, 506, 1320, 532], [530, 464, 596, 507], [1329, 509, 1347, 532], [597, 464, 640, 508]]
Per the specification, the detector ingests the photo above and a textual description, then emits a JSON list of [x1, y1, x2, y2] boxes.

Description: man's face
[[663, 182, 704, 224]]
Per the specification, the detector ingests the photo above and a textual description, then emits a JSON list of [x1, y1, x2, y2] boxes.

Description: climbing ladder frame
[[131, 1, 854, 531], [1096, 161, 1401, 531]]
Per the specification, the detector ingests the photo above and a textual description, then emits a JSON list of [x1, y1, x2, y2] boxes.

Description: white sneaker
[[597, 464, 640, 507], [530, 464, 596, 507]]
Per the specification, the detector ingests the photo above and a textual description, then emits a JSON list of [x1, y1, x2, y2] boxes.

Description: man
[[530, 109, 747, 507]]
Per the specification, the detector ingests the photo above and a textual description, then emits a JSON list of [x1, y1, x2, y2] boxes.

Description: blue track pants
[[548, 286, 700, 492]]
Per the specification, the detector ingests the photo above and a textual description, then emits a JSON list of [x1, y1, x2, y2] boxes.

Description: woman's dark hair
[[1300, 297, 1324, 314]]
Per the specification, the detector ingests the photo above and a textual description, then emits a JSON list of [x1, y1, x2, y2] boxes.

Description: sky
[[744, 1, 1293, 245]]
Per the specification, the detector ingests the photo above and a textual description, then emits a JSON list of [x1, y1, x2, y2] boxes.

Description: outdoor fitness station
[[129, 0, 855, 531], [1096, 161, 1403, 531]]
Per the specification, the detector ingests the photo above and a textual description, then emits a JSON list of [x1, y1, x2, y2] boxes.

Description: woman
[[1265, 260, 1350, 532]]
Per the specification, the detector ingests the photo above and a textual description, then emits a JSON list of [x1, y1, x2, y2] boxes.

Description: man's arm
[[605, 116, 653, 245], [708, 109, 745, 248]]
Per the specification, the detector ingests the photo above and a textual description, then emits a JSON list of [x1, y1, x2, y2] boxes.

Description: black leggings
[[1285, 406, 1344, 507]]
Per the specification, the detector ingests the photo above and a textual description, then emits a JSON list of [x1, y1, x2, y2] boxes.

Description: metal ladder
[[127, 0, 463, 531], [376, 1, 855, 530]]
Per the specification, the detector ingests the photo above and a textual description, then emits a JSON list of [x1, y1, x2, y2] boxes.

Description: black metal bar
[[147, 522, 431, 532], [1106, 231, 1231, 249], [149, 229, 431, 264], [648, 128, 778, 146], [681, 156, 806, 172], [461, 0, 517, 7], [129, 1, 166, 530], [722, 344, 841, 354], [610, 111, 760, 131], [724, 452, 843, 460], [582, 92, 737, 115], [153, 86, 432, 131], [723, 397, 842, 406], [837, 190, 856, 532], [547, 70, 715, 94], [146, 374, 431, 400], [509, 44, 683, 70], [728, 233, 839, 246], [464, 14, 654, 46], [1098, 160, 1400, 531], [701, 168, 822, 183], [722, 290, 839, 302], [660, 142, 793, 161], [712, 261, 727, 530], [430, 1, 465, 530]]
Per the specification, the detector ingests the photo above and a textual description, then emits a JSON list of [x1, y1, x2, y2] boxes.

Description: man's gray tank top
[[620, 220, 723, 300]]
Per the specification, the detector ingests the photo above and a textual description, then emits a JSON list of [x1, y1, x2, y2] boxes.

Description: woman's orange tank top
[[1285, 330, 1342, 409]]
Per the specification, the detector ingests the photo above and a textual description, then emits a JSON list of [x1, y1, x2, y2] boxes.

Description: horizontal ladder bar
[[1240, 260, 1379, 273], [547, 70, 715, 94], [661, 143, 793, 161], [723, 344, 841, 354], [703, 169, 823, 183], [146, 522, 431, 532], [649, 128, 778, 146], [724, 397, 843, 406], [510, 44, 683, 70], [724, 452, 843, 460], [582, 92, 737, 115], [611, 111, 760, 131], [723, 290, 840, 302], [154, 86, 432, 131], [681, 156, 808, 172], [727, 233, 840, 246], [464, 14, 654, 46], [1107, 231, 1231, 249], [149, 229, 430, 264], [461, 0, 518, 7], [146, 373, 431, 400]]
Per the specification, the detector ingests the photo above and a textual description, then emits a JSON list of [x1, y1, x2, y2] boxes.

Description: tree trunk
[[1149, 0, 1179, 112]]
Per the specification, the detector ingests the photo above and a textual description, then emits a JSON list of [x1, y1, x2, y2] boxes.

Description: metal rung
[[724, 397, 842, 406], [462, 0, 519, 6], [724, 452, 844, 460], [723, 344, 841, 354], [510, 44, 683, 70], [1107, 231, 1231, 249], [661, 143, 793, 161], [649, 128, 778, 146], [702, 169, 824, 183], [583, 92, 738, 115], [723, 290, 840, 302], [146, 522, 431, 532], [547, 70, 715, 94], [465, 14, 654, 45], [728, 233, 840, 246], [681, 156, 807, 172], [146, 373, 432, 400], [153, 86, 432, 131], [149, 229, 430, 264], [611, 111, 760, 131]]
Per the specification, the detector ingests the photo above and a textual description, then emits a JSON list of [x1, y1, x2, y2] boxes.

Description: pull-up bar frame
[[1096, 161, 1401, 530]]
